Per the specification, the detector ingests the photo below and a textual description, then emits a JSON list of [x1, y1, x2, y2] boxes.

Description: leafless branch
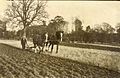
[[6, 0, 48, 30]]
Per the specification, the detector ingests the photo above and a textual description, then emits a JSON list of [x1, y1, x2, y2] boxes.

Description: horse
[[32, 34, 44, 53], [32, 31, 63, 53], [48, 31, 64, 53], [41, 32, 49, 52], [32, 32, 49, 52]]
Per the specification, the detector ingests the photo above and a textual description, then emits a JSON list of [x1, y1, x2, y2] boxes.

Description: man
[[21, 36, 27, 50]]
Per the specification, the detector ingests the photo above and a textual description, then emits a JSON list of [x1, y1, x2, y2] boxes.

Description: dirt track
[[0, 43, 120, 78]]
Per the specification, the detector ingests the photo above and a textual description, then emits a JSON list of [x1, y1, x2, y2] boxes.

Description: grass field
[[0, 43, 120, 78]]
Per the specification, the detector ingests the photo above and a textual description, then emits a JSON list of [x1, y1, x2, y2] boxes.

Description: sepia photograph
[[0, 0, 120, 78]]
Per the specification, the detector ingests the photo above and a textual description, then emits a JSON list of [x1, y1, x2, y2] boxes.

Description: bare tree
[[6, 0, 48, 36]]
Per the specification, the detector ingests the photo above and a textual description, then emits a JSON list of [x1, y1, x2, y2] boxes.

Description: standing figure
[[21, 36, 27, 50]]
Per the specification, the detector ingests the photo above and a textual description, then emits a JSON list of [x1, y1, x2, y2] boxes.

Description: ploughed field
[[0, 43, 120, 78]]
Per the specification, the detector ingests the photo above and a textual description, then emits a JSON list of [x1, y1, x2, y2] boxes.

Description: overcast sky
[[0, 0, 120, 31], [46, 1, 120, 30]]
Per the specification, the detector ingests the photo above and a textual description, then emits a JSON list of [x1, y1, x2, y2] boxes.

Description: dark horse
[[32, 32, 49, 52], [33, 34, 44, 52], [48, 31, 63, 53]]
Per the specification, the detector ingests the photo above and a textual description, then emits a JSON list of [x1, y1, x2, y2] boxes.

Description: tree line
[[66, 18, 120, 44], [1, 17, 120, 45]]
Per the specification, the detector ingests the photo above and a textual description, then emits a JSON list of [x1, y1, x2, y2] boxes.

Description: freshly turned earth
[[0, 43, 120, 78]]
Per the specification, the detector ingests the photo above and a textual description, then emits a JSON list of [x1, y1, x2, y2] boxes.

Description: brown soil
[[0, 43, 120, 78]]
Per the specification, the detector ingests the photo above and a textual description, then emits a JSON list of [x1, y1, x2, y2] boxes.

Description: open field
[[0, 43, 120, 78], [1, 40, 120, 72]]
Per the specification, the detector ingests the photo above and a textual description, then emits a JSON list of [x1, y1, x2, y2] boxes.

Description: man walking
[[21, 36, 27, 50]]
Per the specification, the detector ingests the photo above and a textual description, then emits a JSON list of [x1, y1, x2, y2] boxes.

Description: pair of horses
[[32, 31, 63, 53]]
